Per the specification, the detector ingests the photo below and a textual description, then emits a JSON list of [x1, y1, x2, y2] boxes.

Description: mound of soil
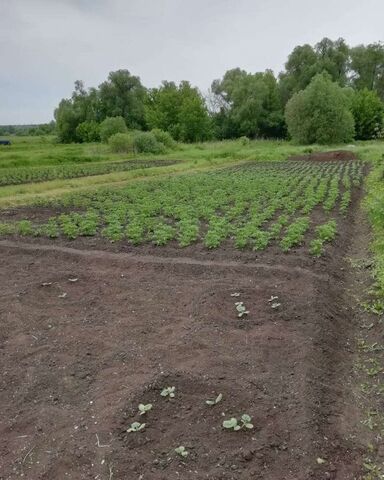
[[289, 150, 358, 162]]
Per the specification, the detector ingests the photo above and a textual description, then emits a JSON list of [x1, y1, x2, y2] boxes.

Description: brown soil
[[289, 150, 358, 162], [0, 188, 369, 480]]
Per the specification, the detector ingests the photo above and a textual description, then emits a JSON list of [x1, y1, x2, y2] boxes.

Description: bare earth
[[0, 159, 368, 479]]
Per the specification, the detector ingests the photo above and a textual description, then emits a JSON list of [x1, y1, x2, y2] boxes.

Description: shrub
[[239, 136, 250, 146], [99, 116, 127, 143], [285, 73, 355, 144], [76, 121, 100, 143], [351, 88, 384, 140], [108, 133, 134, 153], [133, 132, 166, 154], [151, 128, 176, 149]]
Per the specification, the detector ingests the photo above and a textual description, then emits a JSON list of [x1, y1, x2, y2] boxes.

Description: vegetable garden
[[0, 159, 364, 256]]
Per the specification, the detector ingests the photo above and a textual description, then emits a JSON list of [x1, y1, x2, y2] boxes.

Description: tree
[[99, 116, 127, 143], [54, 98, 81, 143], [314, 38, 349, 85], [98, 70, 147, 129], [212, 69, 285, 138], [351, 88, 384, 140], [76, 120, 100, 142], [350, 43, 384, 99], [285, 73, 355, 144], [145, 81, 180, 137], [279, 38, 349, 104], [145, 81, 212, 142]]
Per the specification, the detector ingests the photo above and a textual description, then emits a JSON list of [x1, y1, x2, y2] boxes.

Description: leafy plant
[[160, 386, 176, 398], [175, 446, 189, 458], [127, 421, 146, 433], [223, 414, 254, 431], [138, 403, 152, 415], [206, 393, 223, 406], [235, 302, 249, 317]]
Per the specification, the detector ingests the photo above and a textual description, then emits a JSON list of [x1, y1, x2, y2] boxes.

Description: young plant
[[223, 414, 254, 431], [138, 403, 152, 415], [175, 446, 189, 458], [309, 239, 324, 257], [127, 421, 146, 433], [235, 302, 249, 317], [206, 393, 223, 406], [160, 386, 176, 398]]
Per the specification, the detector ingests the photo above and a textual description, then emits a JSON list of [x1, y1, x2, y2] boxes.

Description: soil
[[288, 150, 358, 162], [0, 171, 370, 479]]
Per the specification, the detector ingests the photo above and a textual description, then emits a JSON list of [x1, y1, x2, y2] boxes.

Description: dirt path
[[0, 201, 369, 479]]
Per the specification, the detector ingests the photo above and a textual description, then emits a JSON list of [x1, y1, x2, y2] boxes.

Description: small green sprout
[[127, 421, 146, 433], [138, 403, 152, 415], [223, 417, 240, 431], [175, 446, 189, 457], [223, 414, 254, 431], [235, 302, 249, 317], [160, 386, 176, 398], [206, 393, 223, 406], [268, 295, 280, 309]]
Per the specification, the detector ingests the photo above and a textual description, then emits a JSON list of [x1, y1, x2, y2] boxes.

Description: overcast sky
[[1, 0, 383, 125]]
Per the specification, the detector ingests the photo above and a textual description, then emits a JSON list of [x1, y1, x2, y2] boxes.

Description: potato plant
[[1, 159, 364, 255]]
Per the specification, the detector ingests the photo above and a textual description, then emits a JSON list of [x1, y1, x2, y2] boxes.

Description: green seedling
[[127, 421, 146, 433], [235, 302, 249, 317], [138, 403, 152, 415], [268, 295, 280, 309], [175, 446, 189, 458], [206, 393, 223, 406], [161, 386, 175, 398], [223, 414, 254, 431]]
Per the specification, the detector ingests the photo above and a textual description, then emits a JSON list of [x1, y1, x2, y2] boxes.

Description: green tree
[[54, 80, 100, 143], [350, 43, 384, 99], [146, 81, 211, 142], [99, 116, 127, 143], [54, 98, 81, 143], [76, 120, 100, 142], [351, 88, 384, 140], [279, 38, 349, 104], [285, 73, 355, 144], [212, 69, 285, 138], [98, 70, 147, 129]]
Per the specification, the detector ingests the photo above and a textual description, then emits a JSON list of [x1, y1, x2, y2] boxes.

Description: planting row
[[0, 159, 178, 186], [0, 160, 364, 254]]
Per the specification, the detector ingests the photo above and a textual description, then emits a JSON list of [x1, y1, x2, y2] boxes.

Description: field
[[2, 138, 384, 479]]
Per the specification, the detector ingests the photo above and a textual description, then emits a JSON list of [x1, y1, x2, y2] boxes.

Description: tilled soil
[[0, 191, 368, 480], [289, 150, 358, 162]]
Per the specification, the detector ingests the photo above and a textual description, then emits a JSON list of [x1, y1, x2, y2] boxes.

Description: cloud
[[1, 0, 384, 124]]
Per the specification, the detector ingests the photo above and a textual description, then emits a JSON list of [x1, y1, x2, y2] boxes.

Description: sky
[[1, 0, 383, 125]]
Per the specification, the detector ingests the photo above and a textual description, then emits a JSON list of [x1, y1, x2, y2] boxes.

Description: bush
[[99, 116, 127, 143], [239, 136, 250, 146], [108, 133, 134, 153], [76, 121, 100, 142], [151, 128, 176, 149], [285, 73, 355, 144], [133, 132, 166, 154], [351, 88, 384, 140]]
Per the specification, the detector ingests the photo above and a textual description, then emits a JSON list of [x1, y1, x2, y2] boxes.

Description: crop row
[[0, 159, 178, 186], [0, 160, 364, 255]]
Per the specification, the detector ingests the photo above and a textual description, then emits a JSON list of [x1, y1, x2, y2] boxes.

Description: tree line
[[51, 38, 384, 145]]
